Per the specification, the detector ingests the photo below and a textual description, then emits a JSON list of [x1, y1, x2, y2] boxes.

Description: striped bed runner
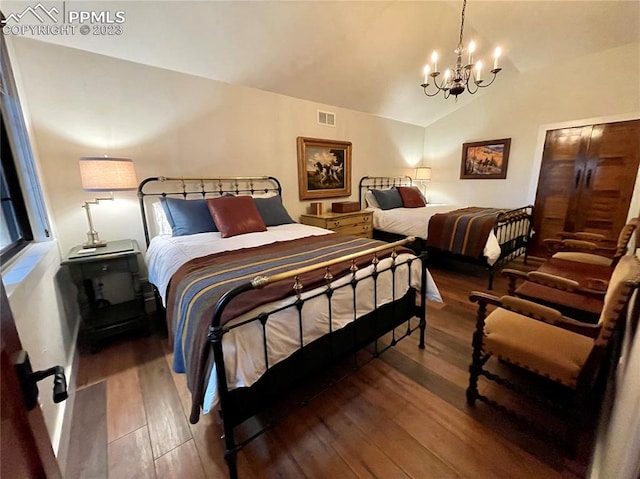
[[426, 207, 503, 259]]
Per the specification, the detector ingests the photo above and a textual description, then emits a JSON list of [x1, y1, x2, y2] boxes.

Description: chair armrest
[[526, 271, 606, 297], [500, 295, 564, 324], [500, 296, 601, 337], [558, 231, 607, 242], [469, 291, 502, 307], [544, 238, 617, 258], [526, 271, 579, 291]]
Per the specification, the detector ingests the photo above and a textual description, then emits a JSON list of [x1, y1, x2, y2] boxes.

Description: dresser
[[300, 210, 373, 238]]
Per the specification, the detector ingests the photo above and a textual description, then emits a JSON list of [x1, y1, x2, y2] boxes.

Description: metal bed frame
[[138, 176, 429, 478], [358, 176, 534, 289]]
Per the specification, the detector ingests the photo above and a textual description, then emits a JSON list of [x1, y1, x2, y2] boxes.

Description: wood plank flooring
[[66, 258, 595, 478]]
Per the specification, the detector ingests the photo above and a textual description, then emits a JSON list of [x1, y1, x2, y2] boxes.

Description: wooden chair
[[467, 255, 640, 450], [543, 218, 638, 267]]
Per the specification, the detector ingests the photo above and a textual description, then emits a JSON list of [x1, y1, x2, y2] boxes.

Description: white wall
[[3, 242, 80, 456], [423, 42, 640, 209], [9, 37, 424, 255]]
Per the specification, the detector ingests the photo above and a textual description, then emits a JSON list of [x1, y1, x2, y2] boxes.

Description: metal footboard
[[206, 238, 427, 478], [489, 205, 534, 288]]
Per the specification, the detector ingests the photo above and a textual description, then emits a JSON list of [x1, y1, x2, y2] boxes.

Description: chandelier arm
[[466, 80, 479, 95], [422, 85, 444, 97], [476, 70, 501, 88]]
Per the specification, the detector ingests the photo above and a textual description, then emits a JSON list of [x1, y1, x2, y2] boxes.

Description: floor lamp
[[79, 157, 137, 247]]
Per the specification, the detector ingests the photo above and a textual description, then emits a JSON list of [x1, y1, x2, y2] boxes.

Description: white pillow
[[152, 202, 173, 235], [365, 190, 380, 209], [240, 191, 278, 198]]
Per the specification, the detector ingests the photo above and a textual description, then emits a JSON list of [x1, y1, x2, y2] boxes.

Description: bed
[[359, 176, 533, 289], [138, 176, 442, 478]]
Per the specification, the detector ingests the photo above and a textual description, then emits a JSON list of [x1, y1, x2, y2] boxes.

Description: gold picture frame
[[297, 137, 352, 200], [460, 138, 511, 179]]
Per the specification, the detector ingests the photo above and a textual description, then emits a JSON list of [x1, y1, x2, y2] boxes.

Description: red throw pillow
[[397, 186, 426, 208], [207, 196, 267, 238]]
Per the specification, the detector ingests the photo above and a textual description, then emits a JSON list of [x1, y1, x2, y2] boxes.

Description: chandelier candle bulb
[[468, 40, 476, 64], [476, 60, 482, 82], [423, 65, 430, 84], [494, 46, 502, 70], [431, 51, 438, 73]]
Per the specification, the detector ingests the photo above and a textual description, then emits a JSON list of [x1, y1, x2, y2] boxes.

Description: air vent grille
[[317, 110, 336, 127]]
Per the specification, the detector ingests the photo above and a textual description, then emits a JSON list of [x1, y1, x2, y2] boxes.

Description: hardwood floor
[[66, 258, 595, 478]]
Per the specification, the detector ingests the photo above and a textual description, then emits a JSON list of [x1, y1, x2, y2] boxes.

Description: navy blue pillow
[[160, 197, 218, 236], [253, 195, 295, 226], [371, 188, 403, 210]]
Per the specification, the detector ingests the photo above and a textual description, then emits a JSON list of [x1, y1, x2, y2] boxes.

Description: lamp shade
[[79, 157, 137, 191], [415, 166, 432, 181]]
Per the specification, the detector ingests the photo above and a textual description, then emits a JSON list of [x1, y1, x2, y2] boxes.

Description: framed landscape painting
[[460, 138, 511, 179], [297, 137, 352, 200]]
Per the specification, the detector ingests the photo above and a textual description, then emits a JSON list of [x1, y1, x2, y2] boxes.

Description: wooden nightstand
[[62, 239, 148, 351], [300, 210, 373, 238]]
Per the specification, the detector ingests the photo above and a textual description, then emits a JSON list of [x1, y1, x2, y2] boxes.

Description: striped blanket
[[165, 234, 412, 414], [426, 207, 503, 259]]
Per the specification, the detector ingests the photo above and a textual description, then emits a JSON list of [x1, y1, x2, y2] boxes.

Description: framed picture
[[297, 137, 352, 200], [460, 138, 511, 179]]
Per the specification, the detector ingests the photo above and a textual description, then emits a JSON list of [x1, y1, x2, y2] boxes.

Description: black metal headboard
[[137, 176, 282, 247], [358, 176, 413, 209]]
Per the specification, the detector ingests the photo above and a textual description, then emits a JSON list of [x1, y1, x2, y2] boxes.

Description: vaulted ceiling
[[10, 0, 640, 127]]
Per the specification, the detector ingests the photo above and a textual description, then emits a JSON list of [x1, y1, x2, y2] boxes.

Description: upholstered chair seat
[[483, 307, 593, 388]]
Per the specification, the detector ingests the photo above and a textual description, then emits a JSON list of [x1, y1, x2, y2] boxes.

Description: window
[[1, 117, 33, 261], [0, 29, 51, 264]]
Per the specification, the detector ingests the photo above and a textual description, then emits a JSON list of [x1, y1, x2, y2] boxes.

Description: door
[[1, 282, 62, 478], [531, 119, 640, 256]]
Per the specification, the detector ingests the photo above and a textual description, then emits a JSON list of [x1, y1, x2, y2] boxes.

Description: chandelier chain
[[459, 0, 467, 48]]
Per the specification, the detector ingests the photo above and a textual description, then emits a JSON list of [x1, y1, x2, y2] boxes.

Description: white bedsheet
[[369, 204, 501, 265], [145, 224, 442, 413]]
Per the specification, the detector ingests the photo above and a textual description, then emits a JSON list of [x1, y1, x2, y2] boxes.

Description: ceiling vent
[[317, 110, 336, 127]]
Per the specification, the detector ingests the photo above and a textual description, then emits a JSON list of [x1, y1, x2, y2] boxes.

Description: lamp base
[[83, 240, 107, 248], [85, 231, 107, 248]]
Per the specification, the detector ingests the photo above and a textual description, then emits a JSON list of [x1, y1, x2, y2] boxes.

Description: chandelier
[[420, 0, 502, 100]]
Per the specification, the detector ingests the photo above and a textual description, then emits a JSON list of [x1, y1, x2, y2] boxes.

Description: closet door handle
[[575, 170, 582, 188], [586, 169, 592, 188]]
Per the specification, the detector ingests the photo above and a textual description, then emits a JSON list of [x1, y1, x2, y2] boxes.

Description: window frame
[[1, 116, 33, 262], [0, 26, 51, 265]]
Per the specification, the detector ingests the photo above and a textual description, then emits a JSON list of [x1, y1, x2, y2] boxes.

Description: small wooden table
[[62, 239, 149, 351], [300, 210, 373, 238]]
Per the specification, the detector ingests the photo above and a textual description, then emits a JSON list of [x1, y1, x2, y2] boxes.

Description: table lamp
[[414, 166, 431, 201], [79, 157, 137, 247]]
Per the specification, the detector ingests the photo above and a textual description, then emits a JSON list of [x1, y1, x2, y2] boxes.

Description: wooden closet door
[[531, 126, 590, 255], [531, 119, 640, 256], [571, 120, 640, 236]]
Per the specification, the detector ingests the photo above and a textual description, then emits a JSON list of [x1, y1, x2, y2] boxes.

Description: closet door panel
[[531, 127, 588, 255], [575, 120, 640, 236]]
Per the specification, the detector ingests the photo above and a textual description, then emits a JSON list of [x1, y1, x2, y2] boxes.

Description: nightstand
[[300, 210, 373, 238], [62, 239, 148, 351]]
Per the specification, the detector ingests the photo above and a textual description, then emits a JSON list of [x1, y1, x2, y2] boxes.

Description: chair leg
[[467, 364, 480, 405], [467, 342, 485, 406]]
